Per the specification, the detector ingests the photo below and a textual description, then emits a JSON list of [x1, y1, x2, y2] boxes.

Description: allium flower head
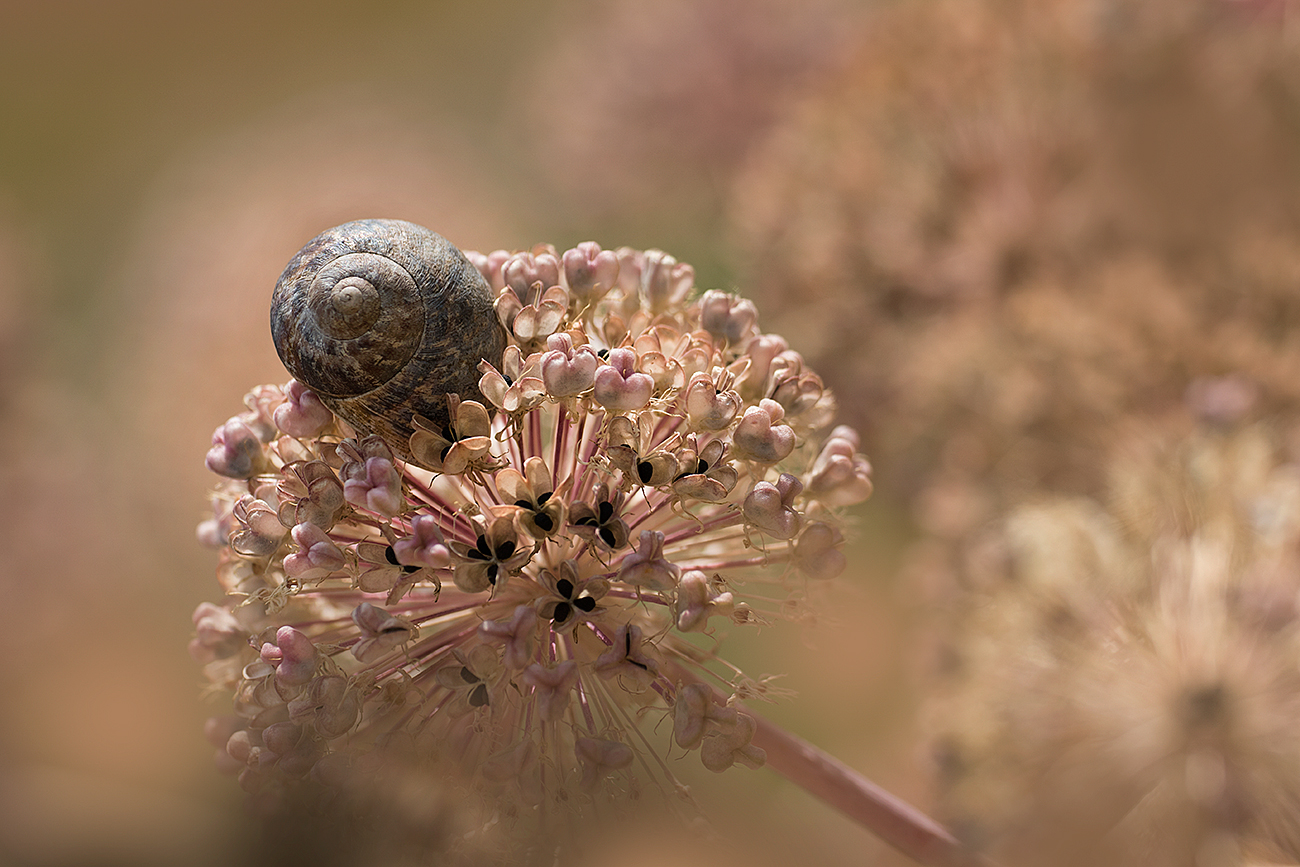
[[192, 239, 872, 838], [732, 0, 1300, 527], [934, 425, 1300, 867]]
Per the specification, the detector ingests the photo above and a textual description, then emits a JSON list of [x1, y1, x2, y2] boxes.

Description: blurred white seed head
[[934, 425, 1300, 867]]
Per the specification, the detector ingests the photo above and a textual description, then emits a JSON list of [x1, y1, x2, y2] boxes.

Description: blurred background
[[2, 0, 1298, 864]]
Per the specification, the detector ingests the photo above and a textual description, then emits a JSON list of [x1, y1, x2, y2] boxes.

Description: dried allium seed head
[[192, 240, 872, 847], [933, 426, 1300, 867], [732, 0, 1300, 516]]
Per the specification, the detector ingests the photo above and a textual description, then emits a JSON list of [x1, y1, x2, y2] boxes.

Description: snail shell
[[270, 219, 506, 464]]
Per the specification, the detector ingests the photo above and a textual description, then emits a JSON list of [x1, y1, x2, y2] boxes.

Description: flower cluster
[[192, 241, 872, 831], [932, 425, 1300, 867], [731, 0, 1300, 520]]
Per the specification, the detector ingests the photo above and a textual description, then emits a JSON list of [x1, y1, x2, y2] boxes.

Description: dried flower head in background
[[730, 0, 1300, 521], [518, 0, 861, 221], [191, 239, 872, 849], [932, 424, 1300, 867]]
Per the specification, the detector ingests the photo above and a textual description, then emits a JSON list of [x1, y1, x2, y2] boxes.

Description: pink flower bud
[[616, 530, 681, 591], [806, 425, 873, 506], [699, 290, 759, 345], [392, 514, 451, 569], [206, 417, 264, 479], [562, 242, 619, 303], [593, 347, 654, 411], [638, 250, 694, 313], [225, 729, 257, 765], [740, 333, 789, 398], [467, 248, 511, 290], [190, 602, 246, 663], [700, 711, 765, 772], [261, 626, 318, 687], [522, 661, 579, 722], [732, 400, 796, 464], [541, 333, 599, 397], [511, 287, 568, 343], [794, 521, 847, 579], [684, 371, 741, 430], [478, 605, 538, 670], [344, 456, 403, 517], [742, 473, 804, 540], [273, 379, 333, 438], [503, 251, 560, 299], [283, 522, 346, 581], [576, 737, 633, 789], [673, 683, 716, 749], [674, 570, 735, 632]]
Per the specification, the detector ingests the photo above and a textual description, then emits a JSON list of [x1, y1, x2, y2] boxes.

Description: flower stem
[[746, 708, 985, 867]]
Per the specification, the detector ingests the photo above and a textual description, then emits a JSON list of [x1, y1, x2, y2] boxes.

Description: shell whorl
[[270, 219, 506, 463]]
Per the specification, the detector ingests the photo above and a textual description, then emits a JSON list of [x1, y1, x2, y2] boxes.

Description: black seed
[[459, 666, 478, 684], [495, 539, 516, 559], [575, 516, 598, 527], [575, 596, 597, 613], [537, 492, 552, 505], [503, 374, 514, 387], [469, 684, 489, 707], [625, 629, 646, 668], [403, 565, 419, 574], [597, 348, 610, 360], [515, 499, 532, 508], [553, 602, 572, 624], [534, 513, 554, 532], [637, 461, 654, 483], [599, 501, 614, 522], [599, 526, 617, 547], [556, 577, 575, 598], [385, 546, 400, 566], [487, 564, 499, 584], [466, 548, 489, 561], [697, 460, 709, 473], [440, 444, 452, 462], [476, 535, 493, 557]]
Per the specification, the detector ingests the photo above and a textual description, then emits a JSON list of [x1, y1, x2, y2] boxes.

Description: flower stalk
[[664, 660, 980, 867], [747, 708, 980, 867]]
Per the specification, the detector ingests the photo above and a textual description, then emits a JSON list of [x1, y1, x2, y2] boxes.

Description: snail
[[271, 219, 506, 465]]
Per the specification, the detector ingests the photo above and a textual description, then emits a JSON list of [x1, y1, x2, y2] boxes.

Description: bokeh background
[[0, 1, 910, 865], [4, 0, 1298, 864]]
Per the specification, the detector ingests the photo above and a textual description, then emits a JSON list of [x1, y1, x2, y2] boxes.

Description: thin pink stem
[[662, 658, 986, 866], [747, 709, 987, 867]]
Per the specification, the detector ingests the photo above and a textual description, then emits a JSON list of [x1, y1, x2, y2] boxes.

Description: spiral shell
[[271, 219, 506, 463]]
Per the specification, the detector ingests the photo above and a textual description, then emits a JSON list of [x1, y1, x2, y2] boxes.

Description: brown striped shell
[[270, 219, 505, 465]]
